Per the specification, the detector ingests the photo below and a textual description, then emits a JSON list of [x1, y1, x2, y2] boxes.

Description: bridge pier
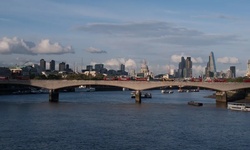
[[216, 90, 246, 103], [216, 91, 227, 103], [49, 89, 59, 102], [135, 90, 141, 103]]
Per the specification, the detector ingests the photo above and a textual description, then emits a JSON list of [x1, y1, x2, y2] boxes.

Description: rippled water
[[0, 90, 249, 150]]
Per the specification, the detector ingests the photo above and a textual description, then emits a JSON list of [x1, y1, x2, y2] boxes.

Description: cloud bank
[[217, 57, 239, 64], [170, 54, 203, 64], [85, 47, 107, 53], [76, 21, 240, 47], [104, 58, 137, 70], [0, 37, 74, 55]]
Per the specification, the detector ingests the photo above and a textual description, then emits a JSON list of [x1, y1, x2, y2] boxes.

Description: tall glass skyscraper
[[178, 56, 192, 78], [205, 52, 217, 77]]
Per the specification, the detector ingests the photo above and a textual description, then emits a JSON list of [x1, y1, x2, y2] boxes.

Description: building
[[184, 57, 192, 78], [50, 60, 55, 71], [86, 65, 93, 71], [40, 59, 46, 71], [95, 64, 106, 74], [59, 62, 65, 71], [230, 66, 236, 78], [178, 57, 185, 78], [205, 52, 217, 78], [140, 60, 149, 76], [178, 57, 192, 78], [120, 64, 125, 72], [246, 60, 250, 77]]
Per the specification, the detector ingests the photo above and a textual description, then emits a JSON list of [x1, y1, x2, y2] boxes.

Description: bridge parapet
[[0, 80, 250, 91]]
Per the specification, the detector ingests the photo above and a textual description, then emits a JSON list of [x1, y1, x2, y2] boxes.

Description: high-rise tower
[[50, 60, 55, 71], [205, 52, 217, 77], [40, 59, 46, 71]]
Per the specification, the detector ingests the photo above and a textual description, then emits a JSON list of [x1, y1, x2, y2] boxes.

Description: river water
[[0, 90, 249, 150]]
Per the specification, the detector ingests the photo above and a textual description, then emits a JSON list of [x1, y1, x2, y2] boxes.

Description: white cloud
[[85, 46, 107, 53], [31, 39, 74, 54], [217, 57, 239, 64], [171, 54, 183, 63], [171, 54, 203, 64], [192, 65, 206, 76], [0, 37, 74, 55], [104, 58, 137, 70]]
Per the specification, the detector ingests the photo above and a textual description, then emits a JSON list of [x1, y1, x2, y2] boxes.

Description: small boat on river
[[131, 91, 152, 98], [188, 101, 203, 106], [161, 90, 174, 94], [227, 102, 250, 111]]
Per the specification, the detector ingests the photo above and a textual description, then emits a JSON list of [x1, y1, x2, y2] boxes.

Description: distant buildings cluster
[[0, 52, 247, 80]]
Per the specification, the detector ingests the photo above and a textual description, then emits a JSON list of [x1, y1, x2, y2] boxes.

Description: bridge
[[1, 80, 250, 103]]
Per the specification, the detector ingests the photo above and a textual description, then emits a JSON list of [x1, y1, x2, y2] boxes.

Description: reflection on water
[[0, 90, 250, 150], [216, 102, 227, 108]]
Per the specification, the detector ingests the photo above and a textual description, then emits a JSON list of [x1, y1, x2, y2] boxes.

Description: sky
[[0, 0, 250, 77]]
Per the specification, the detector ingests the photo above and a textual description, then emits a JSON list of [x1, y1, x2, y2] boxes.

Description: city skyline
[[0, 0, 250, 76]]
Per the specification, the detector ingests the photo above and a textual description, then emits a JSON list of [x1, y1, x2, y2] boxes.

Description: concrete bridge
[[1, 80, 250, 103]]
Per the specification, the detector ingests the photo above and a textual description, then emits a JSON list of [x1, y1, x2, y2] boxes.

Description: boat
[[86, 87, 95, 92], [131, 91, 152, 98], [75, 85, 95, 92], [188, 101, 203, 106], [227, 102, 250, 111], [161, 90, 173, 94]]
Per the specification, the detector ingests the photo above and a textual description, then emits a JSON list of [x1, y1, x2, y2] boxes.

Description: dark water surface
[[0, 90, 249, 150]]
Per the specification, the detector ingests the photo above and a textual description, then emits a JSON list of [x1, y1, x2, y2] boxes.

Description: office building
[[230, 66, 236, 78], [40, 59, 46, 71], [59, 62, 65, 71], [205, 52, 217, 77], [120, 64, 125, 72], [50, 60, 55, 71], [178, 57, 192, 78]]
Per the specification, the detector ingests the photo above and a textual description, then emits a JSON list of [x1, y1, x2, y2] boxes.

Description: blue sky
[[0, 0, 250, 76]]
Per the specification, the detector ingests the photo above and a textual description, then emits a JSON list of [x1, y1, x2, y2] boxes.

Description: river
[[0, 90, 249, 150]]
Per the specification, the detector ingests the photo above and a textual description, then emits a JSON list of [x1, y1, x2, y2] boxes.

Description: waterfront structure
[[59, 62, 66, 71], [205, 52, 217, 78], [230, 66, 236, 78], [40, 59, 46, 71], [50, 60, 55, 71], [2, 80, 250, 103]]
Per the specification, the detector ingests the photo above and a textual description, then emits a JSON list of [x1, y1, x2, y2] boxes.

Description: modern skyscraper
[[205, 52, 217, 77], [230, 66, 236, 78], [40, 59, 46, 71], [50, 60, 55, 71], [95, 64, 104, 73], [178, 57, 192, 78], [120, 64, 125, 72], [184, 57, 192, 78], [178, 57, 185, 78]]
